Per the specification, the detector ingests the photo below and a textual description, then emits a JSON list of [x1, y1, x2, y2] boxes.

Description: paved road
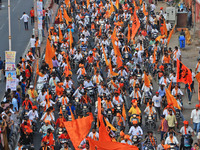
[[0, 0, 35, 98]]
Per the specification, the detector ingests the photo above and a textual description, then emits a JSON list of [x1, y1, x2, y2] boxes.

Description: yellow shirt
[[128, 106, 141, 115], [27, 89, 38, 101], [16, 68, 20, 76], [166, 115, 177, 127]]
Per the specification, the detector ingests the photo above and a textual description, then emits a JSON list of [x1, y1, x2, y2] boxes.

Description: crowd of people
[[0, 0, 198, 149]]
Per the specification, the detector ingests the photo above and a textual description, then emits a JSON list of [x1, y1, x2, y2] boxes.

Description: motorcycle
[[144, 144, 156, 150], [175, 109, 181, 129], [106, 109, 113, 123], [66, 88, 72, 100], [115, 104, 122, 114], [183, 134, 192, 150], [132, 135, 142, 148], [82, 104, 89, 117], [130, 114, 140, 126], [145, 114, 156, 130]]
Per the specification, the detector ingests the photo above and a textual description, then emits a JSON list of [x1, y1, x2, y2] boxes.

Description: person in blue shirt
[[66, 101, 76, 116], [21, 79, 26, 98], [0, 57, 3, 81], [158, 84, 166, 98], [16, 88, 21, 107], [12, 94, 18, 112]]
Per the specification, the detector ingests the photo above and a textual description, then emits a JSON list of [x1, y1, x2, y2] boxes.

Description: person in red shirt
[[30, 7, 34, 25], [58, 130, 70, 144], [22, 94, 33, 111], [42, 129, 55, 149], [55, 114, 66, 128]]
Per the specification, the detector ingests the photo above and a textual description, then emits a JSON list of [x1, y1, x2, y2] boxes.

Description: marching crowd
[[0, 0, 199, 149]]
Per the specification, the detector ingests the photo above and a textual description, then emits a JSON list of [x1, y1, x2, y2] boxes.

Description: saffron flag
[[163, 20, 168, 37], [127, 24, 131, 43], [64, 113, 93, 150], [165, 88, 181, 110], [63, 9, 72, 24], [109, 59, 119, 77], [104, 118, 117, 131], [176, 59, 192, 89], [168, 80, 172, 91], [99, 115, 111, 142], [143, 72, 150, 87], [65, 0, 70, 7], [58, 26, 63, 43], [155, 35, 165, 42], [131, 10, 140, 41], [116, 56, 123, 69], [143, 4, 148, 16], [36, 59, 44, 77], [122, 103, 126, 121], [97, 97, 101, 120], [69, 30, 73, 49], [87, 0, 89, 8], [45, 39, 53, 69], [195, 72, 200, 83], [116, 0, 119, 9], [167, 24, 176, 45], [88, 138, 139, 150], [59, 9, 63, 22], [109, 2, 115, 17], [99, 26, 102, 36]]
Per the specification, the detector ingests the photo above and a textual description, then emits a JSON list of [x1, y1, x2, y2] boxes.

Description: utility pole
[[8, 0, 11, 51], [34, 0, 38, 37], [194, 0, 196, 37]]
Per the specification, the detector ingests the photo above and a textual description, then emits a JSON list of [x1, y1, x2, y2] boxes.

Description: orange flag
[[87, 0, 90, 8], [143, 72, 150, 87], [195, 72, 200, 83], [133, 0, 139, 11], [65, 0, 70, 7], [99, 26, 102, 36], [127, 24, 131, 43], [97, 97, 101, 120], [48, 29, 52, 41], [155, 35, 165, 42], [58, 26, 63, 43], [66, 55, 71, 70], [63, 9, 72, 24], [69, 106, 75, 120], [51, 44, 56, 59], [88, 138, 139, 150], [153, 49, 156, 63], [143, 4, 148, 16], [163, 20, 168, 37], [59, 9, 63, 22], [116, 0, 119, 9], [99, 114, 111, 142], [45, 39, 53, 69], [131, 10, 140, 41], [176, 59, 192, 90], [116, 56, 123, 69], [167, 24, 176, 45], [109, 2, 114, 17], [122, 103, 126, 121], [102, 45, 109, 66], [64, 113, 93, 150], [168, 80, 172, 91], [140, 0, 142, 5], [104, 118, 117, 131], [69, 30, 73, 49], [59, 107, 63, 115], [109, 59, 119, 77], [165, 88, 181, 110]]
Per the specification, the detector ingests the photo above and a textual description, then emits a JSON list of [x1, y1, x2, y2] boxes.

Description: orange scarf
[[140, 45, 142, 51], [30, 89, 35, 99], [117, 115, 123, 126], [82, 94, 88, 103], [149, 136, 156, 146], [18, 146, 22, 150], [69, 106, 75, 120], [149, 107, 153, 115], [93, 132, 97, 140], [174, 50, 178, 58], [111, 80, 118, 88], [66, 82, 69, 88], [81, 68, 86, 75], [170, 136, 173, 143], [184, 126, 187, 134], [175, 88, 178, 96], [97, 61, 100, 68], [43, 113, 53, 121], [24, 100, 29, 110], [161, 119, 165, 131], [115, 96, 120, 103], [133, 80, 136, 87], [62, 97, 68, 105], [96, 75, 99, 84], [106, 101, 112, 108], [164, 78, 167, 84], [35, 40, 38, 47]]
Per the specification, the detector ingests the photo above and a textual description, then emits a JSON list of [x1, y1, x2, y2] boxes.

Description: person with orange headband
[[180, 121, 194, 150], [165, 132, 179, 150]]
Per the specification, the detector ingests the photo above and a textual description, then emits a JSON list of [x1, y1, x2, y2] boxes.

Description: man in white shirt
[[190, 104, 200, 134], [166, 20, 171, 35], [152, 92, 162, 120], [88, 128, 99, 140], [20, 12, 29, 30], [165, 132, 179, 150], [27, 106, 39, 121], [128, 120, 143, 139], [30, 35, 36, 56]]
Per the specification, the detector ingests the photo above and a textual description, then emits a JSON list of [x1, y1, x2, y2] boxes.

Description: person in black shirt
[[39, 141, 50, 150]]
